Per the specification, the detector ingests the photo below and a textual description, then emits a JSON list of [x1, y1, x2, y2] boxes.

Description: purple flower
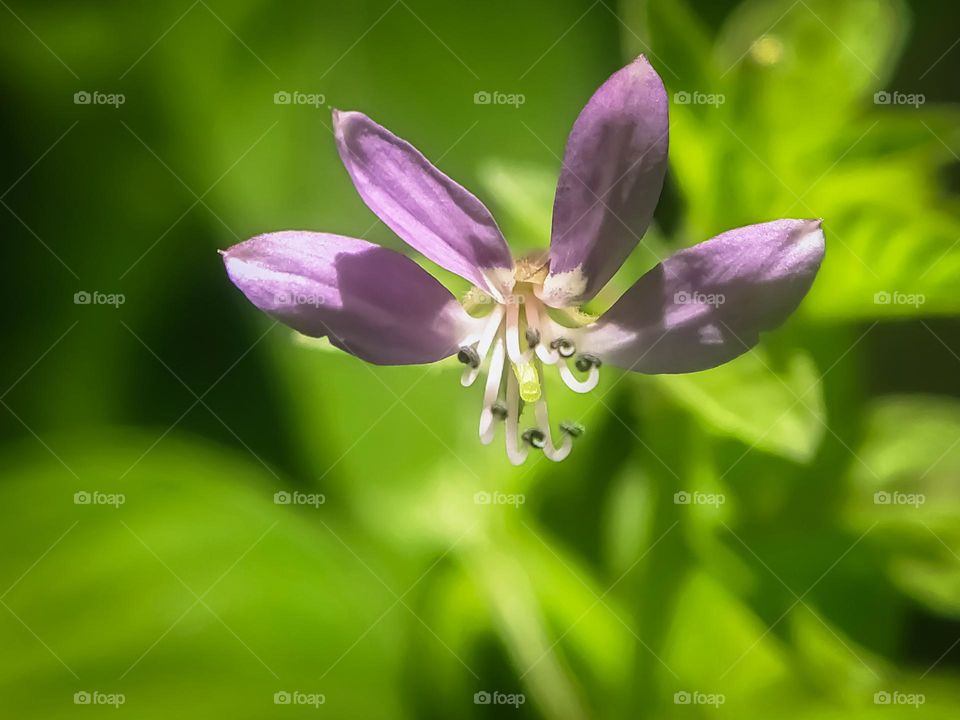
[[223, 56, 824, 465]]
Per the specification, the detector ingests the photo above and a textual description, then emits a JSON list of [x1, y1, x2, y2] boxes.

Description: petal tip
[[332, 109, 366, 139], [796, 218, 826, 250]]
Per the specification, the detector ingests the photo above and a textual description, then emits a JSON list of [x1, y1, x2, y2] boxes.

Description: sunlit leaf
[[653, 348, 825, 461]]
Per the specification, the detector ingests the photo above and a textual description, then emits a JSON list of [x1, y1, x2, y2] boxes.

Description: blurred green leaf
[[846, 395, 960, 618], [477, 159, 555, 251], [0, 430, 410, 719], [653, 348, 825, 462], [625, 0, 960, 319]]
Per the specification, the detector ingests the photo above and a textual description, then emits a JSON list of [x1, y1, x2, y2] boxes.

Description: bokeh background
[[2, 0, 960, 717]]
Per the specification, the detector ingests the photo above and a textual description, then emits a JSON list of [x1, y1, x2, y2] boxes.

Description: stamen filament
[[505, 299, 524, 365], [534, 389, 572, 462], [460, 285, 599, 463], [504, 370, 528, 465], [525, 298, 559, 365], [479, 332, 506, 444], [559, 359, 600, 393], [461, 304, 505, 387]]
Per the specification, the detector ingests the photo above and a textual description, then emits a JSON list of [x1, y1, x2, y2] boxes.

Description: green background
[[2, 0, 960, 717]]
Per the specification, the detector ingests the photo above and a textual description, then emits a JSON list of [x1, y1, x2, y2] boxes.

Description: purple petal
[[539, 55, 669, 308], [223, 231, 480, 365], [333, 110, 515, 299], [577, 219, 825, 373]]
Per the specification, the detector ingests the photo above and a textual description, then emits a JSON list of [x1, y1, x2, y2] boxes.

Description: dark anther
[[560, 421, 584, 438], [550, 338, 575, 358], [491, 402, 508, 421], [522, 428, 546, 449], [575, 354, 602, 372], [457, 345, 480, 368], [525, 327, 541, 348]]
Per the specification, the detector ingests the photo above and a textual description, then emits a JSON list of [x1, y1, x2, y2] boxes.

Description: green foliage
[[2, 0, 959, 718]]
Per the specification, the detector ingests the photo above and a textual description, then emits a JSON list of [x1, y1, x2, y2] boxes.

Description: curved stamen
[[478, 332, 506, 445], [575, 354, 601, 372], [521, 428, 546, 449], [525, 298, 559, 365], [534, 386, 572, 462], [504, 370, 528, 465], [550, 338, 576, 358], [461, 304, 505, 387], [559, 359, 600, 393], [457, 345, 480, 368]]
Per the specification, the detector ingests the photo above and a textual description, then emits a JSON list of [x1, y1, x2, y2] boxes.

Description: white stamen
[[505, 299, 525, 365], [534, 389, 572, 462], [559, 359, 600, 393], [458, 284, 601, 463], [525, 299, 559, 365], [504, 371, 528, 465], [478, 332, 506, 444], [461, 304, 505, 387]]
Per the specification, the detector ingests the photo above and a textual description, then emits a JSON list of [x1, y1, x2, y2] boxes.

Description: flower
[[223, 56, 825, 465]]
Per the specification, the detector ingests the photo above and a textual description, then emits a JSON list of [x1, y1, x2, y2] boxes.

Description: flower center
[[456, 273, 600, 465]]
